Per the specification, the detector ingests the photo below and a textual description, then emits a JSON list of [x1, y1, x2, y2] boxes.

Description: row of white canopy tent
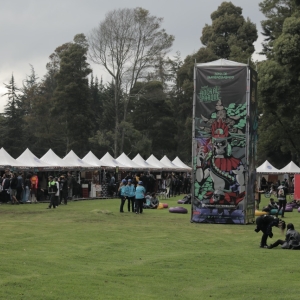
[[0, 147, 191, 172], [256, 160, 300, 174]]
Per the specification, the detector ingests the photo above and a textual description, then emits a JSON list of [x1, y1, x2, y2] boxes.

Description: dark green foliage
[[201, 1, 257, 62], [0, 75, 23, 158], [52, 34, 93, 157], [257, 0, 300, 165]]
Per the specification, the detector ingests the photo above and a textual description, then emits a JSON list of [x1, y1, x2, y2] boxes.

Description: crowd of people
[[107, 172, 192, 199], [117, 179, 160, 214], [0, 170, 78, 207]]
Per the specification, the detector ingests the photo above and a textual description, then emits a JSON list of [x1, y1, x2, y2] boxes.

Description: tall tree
[[201, 1, 257, 62], [1, 75, 23, 157], [257, 0, 300, 165], [53, 34, 93, 156], [259, 0, 299, 58], [89, 7, 174, 156]]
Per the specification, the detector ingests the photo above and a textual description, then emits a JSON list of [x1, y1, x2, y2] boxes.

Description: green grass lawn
[[0, 195, 299, 300]]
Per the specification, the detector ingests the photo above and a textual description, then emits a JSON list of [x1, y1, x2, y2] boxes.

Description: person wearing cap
[[135, 181, 146, 214], [268, 223, 300, 249], [118, 179, 127, 213], [254, 215, 286, 248], [125, 179, 135, 212], [277, 181, 288, 218]]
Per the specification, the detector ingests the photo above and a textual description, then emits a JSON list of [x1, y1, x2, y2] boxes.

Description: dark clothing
[[127, 196, 135, 212], [277, 186, 288, 217], [255, 215, 280, 247], [10, 177, 18, 189], [135, 198, 144, 214], [269, 229, 300, 249], [120, 196, 126, 212]]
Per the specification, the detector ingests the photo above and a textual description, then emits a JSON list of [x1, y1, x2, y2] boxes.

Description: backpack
[[278, 188, 284, 196]]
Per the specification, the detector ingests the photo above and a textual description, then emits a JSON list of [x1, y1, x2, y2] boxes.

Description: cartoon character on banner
[[195, 119, 245, 207]]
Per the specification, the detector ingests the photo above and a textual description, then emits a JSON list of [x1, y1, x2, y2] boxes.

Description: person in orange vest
[[30, 173, 39, 203]]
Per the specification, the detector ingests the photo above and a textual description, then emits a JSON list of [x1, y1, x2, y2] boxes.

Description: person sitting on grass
[[144, 193, 152, 209], [262, 198, 279, 213], [254, 215, 286, 248], [149, 193, 159, 209], [268, 223, 300, 249]]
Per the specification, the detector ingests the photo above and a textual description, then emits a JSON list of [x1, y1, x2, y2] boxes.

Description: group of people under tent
[[255, 180, 290, 218], [254, 215, 300, 250], [107, 171, 192, 199], [0, 169, 78, 206], [117, 178, 160, 214]]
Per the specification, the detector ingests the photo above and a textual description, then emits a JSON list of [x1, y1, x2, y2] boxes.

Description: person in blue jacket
[[135, 181, 146, 214], [118, 179, 127, 213], [125, 179, 135, 212]]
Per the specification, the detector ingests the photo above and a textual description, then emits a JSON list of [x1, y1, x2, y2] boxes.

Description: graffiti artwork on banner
[[193, 99, 246, 223]]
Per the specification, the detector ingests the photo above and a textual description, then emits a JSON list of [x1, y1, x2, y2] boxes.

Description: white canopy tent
[[63, 150, 95, 169], [278, 161, 300, 174], [99, 152, 127, 169], [40, 149, 73, 168], [82, 151, 104, 167], [256, 160, 280, 174], [172, 156, 192, 171], [146, 154, 169, 169], [16, 148, 52, 169], [116, 153, 144, 170], [0, 147, 27, 169], [132, 154, 160, 170], [160, 155, 181, 171]]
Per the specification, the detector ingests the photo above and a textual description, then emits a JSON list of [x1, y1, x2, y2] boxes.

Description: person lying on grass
[[268, 223, 300, 249], [254, 215, 286, 248]]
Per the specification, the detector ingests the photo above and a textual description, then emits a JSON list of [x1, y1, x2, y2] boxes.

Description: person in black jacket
[[10, 173, 20, 205], [254, 215, 286, 248], [268, 223, 300, 249]]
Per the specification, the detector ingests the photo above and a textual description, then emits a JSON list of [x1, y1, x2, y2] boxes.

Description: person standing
[[277, 181, 288, 218], [30, 173, 39, 203], [254, 215, 286, 248], [23, 174, 31, 203], [166, 174, 171, 198], [67, 172, 73, 200], [47, 176, 58, 209], [10, 173, 19, 205], [125, 179, 135, 212], [135, 181, 146, 214], [16, 172, 24, 203], [118, 179, 127, 213], [59, 175, 68, 205]]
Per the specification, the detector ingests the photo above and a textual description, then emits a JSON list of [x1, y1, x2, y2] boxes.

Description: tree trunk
[[114, 79, 119, 157]]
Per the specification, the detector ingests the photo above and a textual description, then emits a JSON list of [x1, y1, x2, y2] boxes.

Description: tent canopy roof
[[279, 161, 300, 173], [196, 58, 248, 67], [256, 160, 280, 173]]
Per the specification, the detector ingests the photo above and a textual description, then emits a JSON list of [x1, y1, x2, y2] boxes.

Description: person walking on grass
[[118, 179, 127, 213], [125, 179, 135, 212], [135, 181, 145, 214], [254, 215, 286, 248], [268, 223, 300, 250]]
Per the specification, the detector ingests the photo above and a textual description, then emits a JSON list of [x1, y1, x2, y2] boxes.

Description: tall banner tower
[[191, 59, 258, 224]]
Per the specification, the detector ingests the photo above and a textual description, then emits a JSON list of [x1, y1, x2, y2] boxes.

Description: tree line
[[1, 1, 298, 167]]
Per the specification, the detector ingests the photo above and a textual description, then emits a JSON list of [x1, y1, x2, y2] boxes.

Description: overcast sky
[[0, 0, 266, 112]]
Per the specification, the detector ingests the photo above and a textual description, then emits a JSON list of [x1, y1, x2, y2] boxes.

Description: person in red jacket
[[30, 173, 39, 203]]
